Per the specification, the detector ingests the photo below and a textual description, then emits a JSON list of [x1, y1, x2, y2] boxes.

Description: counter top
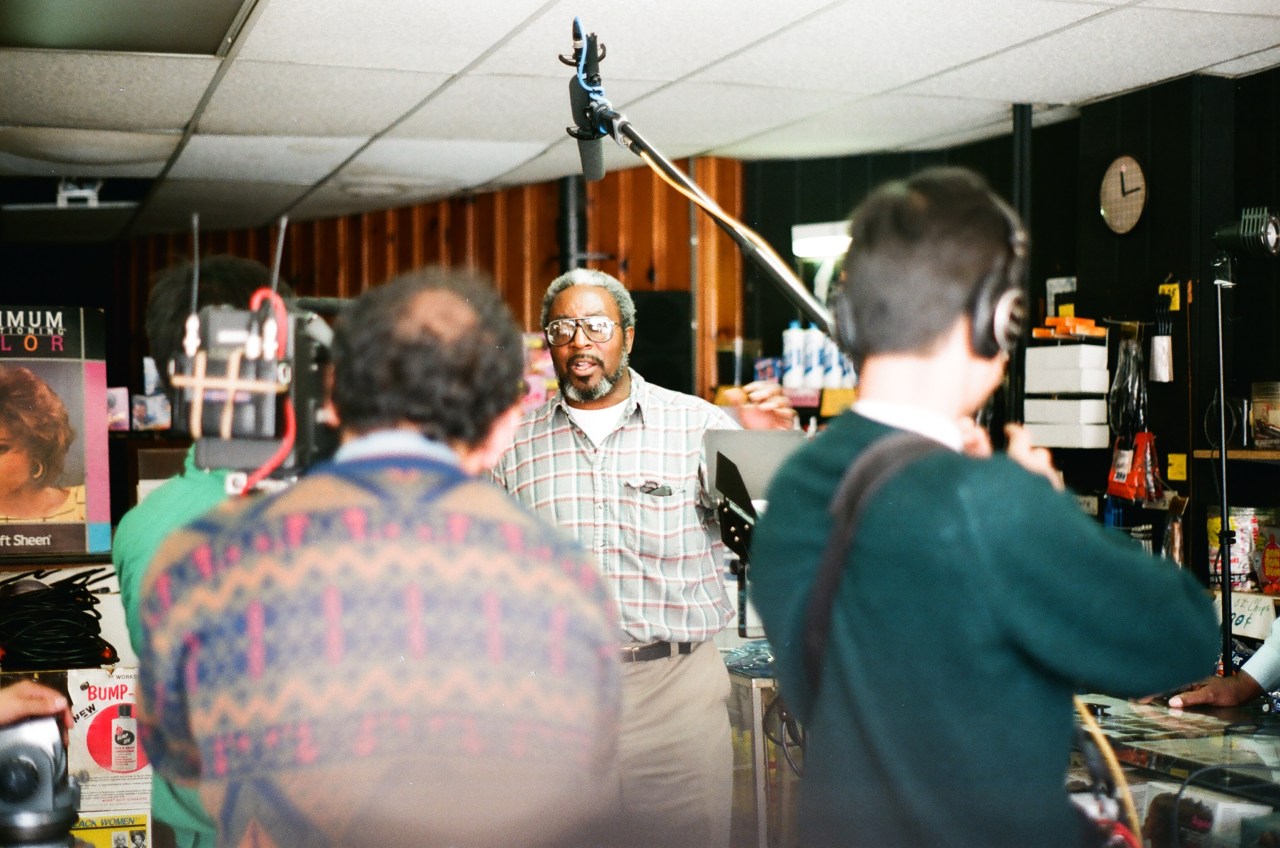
[[1082, 693, 1280, 808]]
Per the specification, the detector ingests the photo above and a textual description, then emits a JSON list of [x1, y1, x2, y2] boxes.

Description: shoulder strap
[[802, 431, 946, 693]]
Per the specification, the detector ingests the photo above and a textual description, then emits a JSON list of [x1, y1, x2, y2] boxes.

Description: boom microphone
[[564, 19, 607, 182]]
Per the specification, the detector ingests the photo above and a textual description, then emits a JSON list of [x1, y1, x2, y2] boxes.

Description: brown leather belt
[[619, 640, 694, 663]]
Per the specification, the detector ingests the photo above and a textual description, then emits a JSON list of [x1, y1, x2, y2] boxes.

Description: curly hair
[[0, 365, 75, 485], [331, 267, 524, 446]]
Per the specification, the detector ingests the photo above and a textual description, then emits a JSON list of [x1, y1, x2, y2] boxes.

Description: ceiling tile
[[289, 183, 459, 223], [490, 137, 649, 189], [0, 0, 245, 55], [341, 137, 547, 187], [237, 0, 553, 73], [0, 50, 218, 129], [473, 0, 836, 80], [135, 179, 313, 234], [200, 61, 450, 135], [905, 6, 1280, 103], [0, 127, 177, 173], [389, 74, 659, 145], [692, 0, 1101, 95], [169, 135, 367, 183], [1141, 0, 1280, 15], [622, 82, 846, 152], [1204, 45, 1280, 77], [711, 94, 1017, 159]]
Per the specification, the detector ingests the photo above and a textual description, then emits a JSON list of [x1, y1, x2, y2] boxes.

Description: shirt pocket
[[619, 477, 694, 564]]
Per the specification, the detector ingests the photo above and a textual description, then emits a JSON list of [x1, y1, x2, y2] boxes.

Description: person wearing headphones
[[748, 167, 1219, 848]]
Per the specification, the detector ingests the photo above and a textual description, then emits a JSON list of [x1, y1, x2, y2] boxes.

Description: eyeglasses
[[544, 316, 618, 346]]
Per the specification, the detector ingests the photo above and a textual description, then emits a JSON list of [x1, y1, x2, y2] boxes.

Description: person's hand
[[0, 680, 72, 744], [1004, 423, 1064, 490], [721, 381, 797, 430], [1165, 672, 1264, 709]]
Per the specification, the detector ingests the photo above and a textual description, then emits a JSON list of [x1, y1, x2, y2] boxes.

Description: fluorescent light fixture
[[0, 179, 138, 212], [792, 221, 850, 259]]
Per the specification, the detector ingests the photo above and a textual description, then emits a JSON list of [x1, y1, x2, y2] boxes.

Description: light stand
[[1211, 251, 1236, 672], [1210, 207, 1280, 674]]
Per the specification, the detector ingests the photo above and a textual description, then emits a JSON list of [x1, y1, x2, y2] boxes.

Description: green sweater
[[750, 412, 1218, 848], [112, 447, 228, 848]]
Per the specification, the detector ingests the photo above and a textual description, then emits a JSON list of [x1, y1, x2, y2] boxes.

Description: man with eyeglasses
[[493, 267, 793, 848]]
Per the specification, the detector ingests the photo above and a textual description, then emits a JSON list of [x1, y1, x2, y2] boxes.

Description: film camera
[[0, 716, 80, 848], [169, 294, 341, 490]]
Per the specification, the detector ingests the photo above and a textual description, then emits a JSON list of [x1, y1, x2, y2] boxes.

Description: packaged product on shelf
[[1207, 505, 1277, 591]]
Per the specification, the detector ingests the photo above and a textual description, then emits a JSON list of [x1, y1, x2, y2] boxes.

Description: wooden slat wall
[[119, 159, 743, 398]]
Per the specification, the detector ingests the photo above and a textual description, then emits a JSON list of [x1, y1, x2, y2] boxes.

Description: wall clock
[[1100, 155, 1146, 234]]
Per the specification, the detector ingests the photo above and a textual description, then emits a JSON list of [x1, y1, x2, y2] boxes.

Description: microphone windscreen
[[578, 138, 605, 182], [568, 77, 605, 181]]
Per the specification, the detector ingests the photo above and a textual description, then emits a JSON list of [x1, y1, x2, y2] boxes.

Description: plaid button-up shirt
[[494, 370, 739, 643]]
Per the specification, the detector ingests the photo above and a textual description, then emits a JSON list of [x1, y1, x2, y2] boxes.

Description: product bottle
[[782, 321, 805, 389], [841, 353, 858, 389], [112, 704, 138, 772], [822, 336, 844, 389], [803, 325, 825, 390]]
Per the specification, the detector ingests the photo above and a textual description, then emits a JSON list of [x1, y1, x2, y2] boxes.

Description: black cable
[[0, 571, 119, 671], [1203, 387, 1240, 454], [762, 693, 805, 777]]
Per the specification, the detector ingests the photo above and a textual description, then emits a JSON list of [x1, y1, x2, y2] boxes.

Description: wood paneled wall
[[119, 159, 743, 397]]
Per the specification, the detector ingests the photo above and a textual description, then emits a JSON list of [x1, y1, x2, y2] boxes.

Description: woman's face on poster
[[0, 421, 37, 495]]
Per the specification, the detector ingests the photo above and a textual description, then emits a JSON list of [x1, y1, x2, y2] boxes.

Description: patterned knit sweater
[[138, 453, 620, 848]]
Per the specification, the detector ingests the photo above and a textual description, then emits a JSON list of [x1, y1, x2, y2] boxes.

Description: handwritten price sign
[[1212, 591, 1276, 640]]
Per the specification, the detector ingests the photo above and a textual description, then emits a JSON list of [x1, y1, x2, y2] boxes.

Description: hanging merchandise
[[1148, 292, 1174, 383], [1106, 337, 1161, 502]]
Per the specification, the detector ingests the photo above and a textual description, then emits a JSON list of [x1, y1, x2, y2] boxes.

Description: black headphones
[[832, 189, 1028, 361]]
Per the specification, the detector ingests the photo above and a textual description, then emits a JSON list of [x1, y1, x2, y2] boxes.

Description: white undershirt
[[566, 401, 629, 446]]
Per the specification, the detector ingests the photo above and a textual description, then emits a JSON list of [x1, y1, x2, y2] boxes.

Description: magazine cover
[[0, 307, 110, 556]]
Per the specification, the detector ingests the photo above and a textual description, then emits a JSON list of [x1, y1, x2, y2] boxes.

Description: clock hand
[[1120, 170, 1142, 196]]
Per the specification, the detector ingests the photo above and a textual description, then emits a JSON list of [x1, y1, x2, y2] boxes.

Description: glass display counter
[[1080, 693, 1280, 846]]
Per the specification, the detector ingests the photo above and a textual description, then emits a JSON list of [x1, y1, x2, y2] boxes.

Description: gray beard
[[562, 351, 629, 403]]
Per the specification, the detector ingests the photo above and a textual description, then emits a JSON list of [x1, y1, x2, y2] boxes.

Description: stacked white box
[[1024, 343, 1110, 449]]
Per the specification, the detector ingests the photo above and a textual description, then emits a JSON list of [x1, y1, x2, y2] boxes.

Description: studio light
[[1212, 206, 1280, 256], [791, 221, 851, 260]]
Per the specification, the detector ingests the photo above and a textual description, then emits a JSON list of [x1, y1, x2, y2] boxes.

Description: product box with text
[[0, 306, 111, 555]]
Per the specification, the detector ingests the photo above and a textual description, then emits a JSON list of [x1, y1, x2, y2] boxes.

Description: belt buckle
[[620, 640, 666, 663]]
